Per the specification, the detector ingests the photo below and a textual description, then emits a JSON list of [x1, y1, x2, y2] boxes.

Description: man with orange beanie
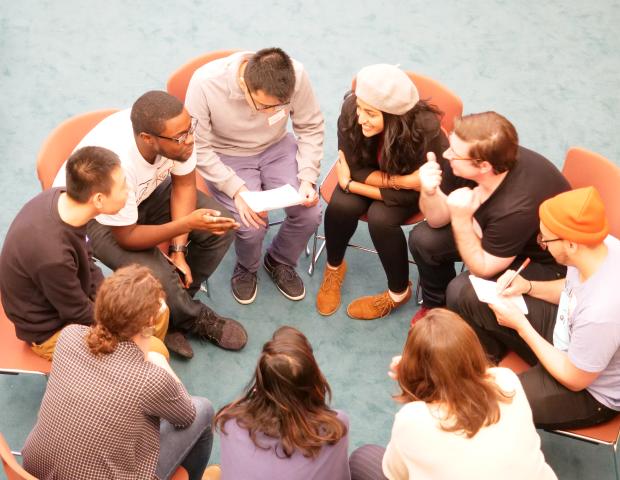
[[458, 186, 620, 429]]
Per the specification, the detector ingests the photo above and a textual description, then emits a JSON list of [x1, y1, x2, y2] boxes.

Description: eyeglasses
[[537, 232, 562, 250], [153, 118, 197, 144], [247, 90, 290, 112], [444, 147, 477, 162]]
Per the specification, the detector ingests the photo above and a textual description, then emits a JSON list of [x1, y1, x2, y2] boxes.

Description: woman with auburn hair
[[349, 309, 557, 480], [206, 326, 350, 480], [316, 63, 447, 321], [22, 265, 214, 480]]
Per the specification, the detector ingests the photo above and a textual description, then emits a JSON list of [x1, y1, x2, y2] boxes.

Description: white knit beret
[[355, 64, 419, 115]]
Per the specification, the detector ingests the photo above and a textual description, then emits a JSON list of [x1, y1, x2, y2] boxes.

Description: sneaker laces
[[321, 266, 344, 291], [272, 263, 298, 284], [372, 292, 397, 317], [197, 307, 223, 342], [233, 264, 255, 283]]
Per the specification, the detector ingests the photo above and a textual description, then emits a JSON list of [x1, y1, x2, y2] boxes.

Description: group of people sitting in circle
[[0, 46, 617, 479]]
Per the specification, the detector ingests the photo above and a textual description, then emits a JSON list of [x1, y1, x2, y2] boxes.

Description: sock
[[326, 262, 341, 270], [389, 288, 409, 302]]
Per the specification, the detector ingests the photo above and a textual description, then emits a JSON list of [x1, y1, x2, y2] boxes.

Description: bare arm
[[496, 270, 565, 305], [418, 153, 451, 227], [490, 301, 600, 391]]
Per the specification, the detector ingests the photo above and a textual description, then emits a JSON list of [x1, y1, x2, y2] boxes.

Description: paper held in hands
[[239, 184, 304, 212], [468, 274, 529, 314]]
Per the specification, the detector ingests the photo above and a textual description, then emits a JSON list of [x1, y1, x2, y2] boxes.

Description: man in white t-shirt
[[53, 91, 247, 358], [459, 187, 620, 429]]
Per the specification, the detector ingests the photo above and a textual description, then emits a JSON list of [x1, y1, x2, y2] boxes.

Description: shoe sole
[[263, 263, 305, 301], [232, 283, 258, 305], [316, 301, 340, 316]]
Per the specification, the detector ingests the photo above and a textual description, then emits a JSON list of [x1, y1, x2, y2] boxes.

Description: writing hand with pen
[[489, 257, 531, 332]]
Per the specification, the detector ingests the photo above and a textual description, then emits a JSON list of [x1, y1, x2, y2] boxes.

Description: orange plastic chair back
[[166, 49, 240, 103], [0, 433, 38, 480], [0, 298, 51, 375], [562, 146, 620, 239], [351, 71, 463, 133], [36, 109, 119, 190]]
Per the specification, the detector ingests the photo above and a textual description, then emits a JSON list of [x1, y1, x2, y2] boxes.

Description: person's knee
[[408, 222, 435, 259], [237, 223, 267, 243], [191, 396, 215, 427], [446, 273, 470, 311]]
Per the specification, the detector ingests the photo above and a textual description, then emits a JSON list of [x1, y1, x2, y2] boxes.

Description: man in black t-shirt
[[409, 111, 569, 324]]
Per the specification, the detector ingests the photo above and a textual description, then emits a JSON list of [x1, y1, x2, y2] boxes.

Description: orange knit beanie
[[539, 186, 609, 245]]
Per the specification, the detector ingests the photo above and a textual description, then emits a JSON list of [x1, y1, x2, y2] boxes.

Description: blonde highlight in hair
[[87, 264, 164, 356], [396, 309, 514, 437]]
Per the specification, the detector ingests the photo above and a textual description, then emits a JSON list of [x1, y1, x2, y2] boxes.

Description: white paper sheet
[[239, 184, 304, 213], [468, 274, 529, 314]]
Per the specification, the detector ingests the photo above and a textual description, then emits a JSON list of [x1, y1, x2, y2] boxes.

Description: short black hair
[[244, 48, 295, 101], [130, 90, 184, 136], [66, 146, 120, 203]]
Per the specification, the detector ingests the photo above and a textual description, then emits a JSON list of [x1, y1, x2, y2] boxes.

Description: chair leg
[[613, 444, 619, 480], [308, 237, 325, 276], [200, 279, 211, 298]]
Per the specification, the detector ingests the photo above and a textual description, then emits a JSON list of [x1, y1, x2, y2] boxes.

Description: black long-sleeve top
[[0, 188, 103, 343]]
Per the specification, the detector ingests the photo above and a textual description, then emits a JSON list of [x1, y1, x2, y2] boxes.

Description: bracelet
[[389, 176, 401, 190], [344, 179, 353, 193], [526, 280, 533, 295], [168, 243, 188, 255]]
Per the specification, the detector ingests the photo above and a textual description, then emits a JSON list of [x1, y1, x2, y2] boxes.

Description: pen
[[500, 257, 531, 294]]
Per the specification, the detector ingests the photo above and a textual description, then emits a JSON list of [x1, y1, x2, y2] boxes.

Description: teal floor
[[1, 1, 619, 479]]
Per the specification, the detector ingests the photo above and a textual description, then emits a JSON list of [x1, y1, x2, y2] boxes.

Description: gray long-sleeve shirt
[[185, 51, 324, 198]]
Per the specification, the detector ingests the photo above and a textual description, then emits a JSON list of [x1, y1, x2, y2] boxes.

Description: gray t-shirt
[[566, 236, 620, 409]]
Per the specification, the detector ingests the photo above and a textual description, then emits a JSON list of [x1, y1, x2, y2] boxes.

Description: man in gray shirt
[[186, 48, 323, 305]]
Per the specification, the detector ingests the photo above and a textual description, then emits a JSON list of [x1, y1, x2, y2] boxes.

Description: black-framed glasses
[[247, 90, 290, 112], [537, 232, 562, 250], [153, 117, 197, 144]]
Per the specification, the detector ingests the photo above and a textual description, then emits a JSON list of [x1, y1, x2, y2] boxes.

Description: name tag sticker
[[267, 109, 286, 126]]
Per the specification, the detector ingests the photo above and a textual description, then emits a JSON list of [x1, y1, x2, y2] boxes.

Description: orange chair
[[0, 433, 37, 480], [307, 71, 463, 275], [0, 298, 51, 376], [166, 49, 240, 103], [498, 146, 620, 478], [36, 109, 119, 189]]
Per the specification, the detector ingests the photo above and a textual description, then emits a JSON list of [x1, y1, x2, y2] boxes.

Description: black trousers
[[457, 283, 617, 430], [324, 187, 419, 293], [87, 178, 234, 332], [408, 220, 565, 307]]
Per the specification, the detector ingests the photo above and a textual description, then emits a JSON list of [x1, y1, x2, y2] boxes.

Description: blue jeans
[[156, 396, 214, 480]]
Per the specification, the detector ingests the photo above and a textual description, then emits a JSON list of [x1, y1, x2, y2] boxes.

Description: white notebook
[[239, 184, 304, 213], [468, 274, 529, 314]]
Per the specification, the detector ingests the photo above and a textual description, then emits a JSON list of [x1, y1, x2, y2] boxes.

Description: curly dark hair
[[339, 92, 444, 176]]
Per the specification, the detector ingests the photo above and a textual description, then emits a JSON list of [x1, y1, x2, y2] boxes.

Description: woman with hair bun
[[22, 264, 214, 480], [349, 309, 557, 480], [205, 325, 350, 480], [316, 63, 448, 321]]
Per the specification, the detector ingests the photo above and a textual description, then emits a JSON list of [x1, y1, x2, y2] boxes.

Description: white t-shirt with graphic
[[52, 109, 196, 226]]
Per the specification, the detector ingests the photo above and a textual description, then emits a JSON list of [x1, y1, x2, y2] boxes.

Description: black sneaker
[[192, 305, 247, 351], [231, 263, 258, 304], [263, 253, 305, 301], [164, 332, 194, 359]]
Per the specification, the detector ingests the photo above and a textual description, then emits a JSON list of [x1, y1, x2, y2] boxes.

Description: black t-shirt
[[337, 94, 448, 208], [440, 146, 571, 266], [0, 188, 103, 343]]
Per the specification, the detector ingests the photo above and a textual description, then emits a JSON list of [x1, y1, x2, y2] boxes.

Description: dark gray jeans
[[87, 178, 234, 331]]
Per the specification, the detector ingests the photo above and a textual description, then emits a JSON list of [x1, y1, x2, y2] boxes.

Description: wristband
[[344, 179, 353, 193], [526, 280, 533, 295], [168, 243, 188, 255]]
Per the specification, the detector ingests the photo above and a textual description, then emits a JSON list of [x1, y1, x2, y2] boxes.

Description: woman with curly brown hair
[[349, 309, 557, 480], [22, 265, 213, 480], [209, 325, 350, 480]]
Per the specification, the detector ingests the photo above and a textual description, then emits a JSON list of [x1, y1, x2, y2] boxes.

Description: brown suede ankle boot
[[316, 261, 347, 316], [347, 282, 412, 320]]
